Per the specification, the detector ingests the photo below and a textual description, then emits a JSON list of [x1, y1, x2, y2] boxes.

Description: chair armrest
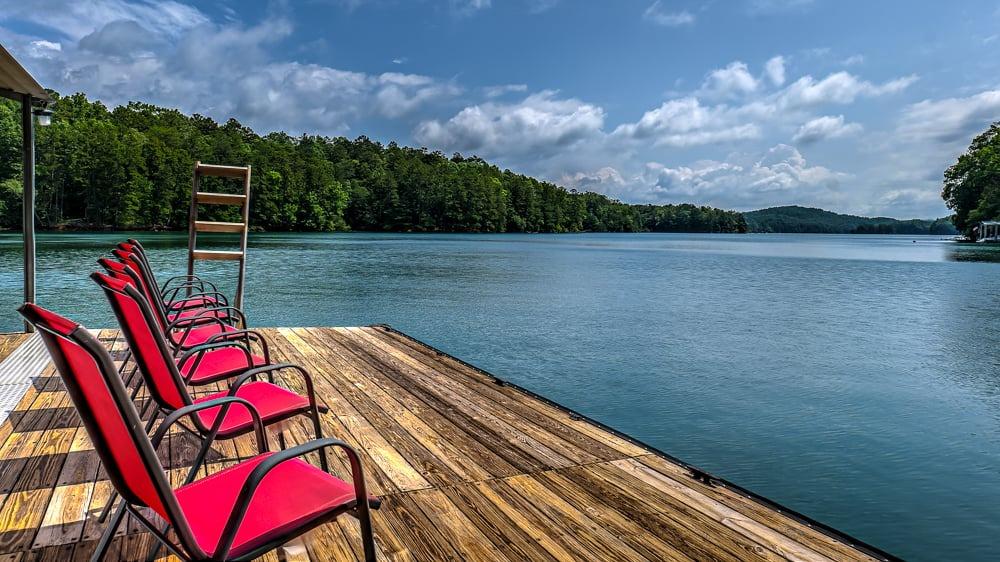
[[214, 438, 369, 560], [205, 329, 271, 363], [163, 290, 230, 310], [160, 275, 219, 295], [168, 316, 231, 349], [227, 363, 315, 405], [166, 306, 246, 331], [151, 397, 268, 455]]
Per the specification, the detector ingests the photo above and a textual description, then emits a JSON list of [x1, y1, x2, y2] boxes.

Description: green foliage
[[744, 206, 956, 235], [942, 122, 1000, 238], [0, 92, 746, 233]]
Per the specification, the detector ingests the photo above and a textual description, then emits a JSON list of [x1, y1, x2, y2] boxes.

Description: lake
[[1, 232, 999, 560]]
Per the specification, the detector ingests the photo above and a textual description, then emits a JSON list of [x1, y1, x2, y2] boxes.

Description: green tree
[[943, 122, 1000, 238]]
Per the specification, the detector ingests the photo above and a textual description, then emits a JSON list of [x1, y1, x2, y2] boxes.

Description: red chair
[[118, 239, 228, 314], [98, 257, 249, 351], [111, 248, 238, 327], [19, 303, 376, 562], [92, 271, 322, 449]]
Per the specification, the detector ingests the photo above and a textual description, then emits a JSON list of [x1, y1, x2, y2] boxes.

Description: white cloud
[[862, 188, 945, 219], [898, 90, 1000, 143], [700, 61, 759, 98], [27, 40, 62, 59], [1, 13, 461, 135], [612, 97, 763, 147], [611, 60, 913, 149], [414, 91, 605, 158], [0, 0, 208, 41], [562, 167, 627, 194], [643, 2, 695, 27], [764, 56, 786, 86], [777, 72, 917, 108], [841, 54, 865, 66], [793, 115, 862, 144], [484, 84, 529, 98], [636, 144, 848, 208]]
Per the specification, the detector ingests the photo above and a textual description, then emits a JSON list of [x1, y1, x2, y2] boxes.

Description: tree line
[[0, 92, 747, 234], [744, 206, 956, 235], [942, 122, 1000, 239]]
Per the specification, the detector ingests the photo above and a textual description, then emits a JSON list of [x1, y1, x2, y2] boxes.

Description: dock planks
[[0, 327, 890, 561]]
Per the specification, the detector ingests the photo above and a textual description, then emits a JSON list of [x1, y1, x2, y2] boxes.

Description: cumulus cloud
[[764, 56, 786, 86], [699, 62, 759, 98], [612, 97, 763, 147], [792, 115, 862, 144], [637, 144, 848, 208], [0, 7, 461, 134], [777, 72, 918, 109], [862, 188, 945, 219], [898, 90, 1000, 143], [611, 60, 913, 149], [562, 167, 627, 194], [643, 2, 695, 27], [0, 0, 208, 41], [414, 91, 605, 158], [484, 84, 529, 98]]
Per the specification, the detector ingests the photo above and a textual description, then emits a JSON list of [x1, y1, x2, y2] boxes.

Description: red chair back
[[111, 248, 171, 326], [92, 272, 189, 411], [18, 304, 173, 515]]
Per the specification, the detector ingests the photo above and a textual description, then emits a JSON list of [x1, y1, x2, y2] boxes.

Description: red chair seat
[[168, 296, 220, 311], [171, 453, 356, 558], [180, 347, 266, 385], [193, 382, 311, 437], [172, 324, 238, 348], [168, 307, 231, 323]]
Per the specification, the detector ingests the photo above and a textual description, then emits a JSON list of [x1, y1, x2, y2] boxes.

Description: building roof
[[0, 43, 50, 102], [980, 221, 1000, 226]]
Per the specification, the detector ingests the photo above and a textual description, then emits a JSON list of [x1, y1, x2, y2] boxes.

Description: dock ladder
[[187, 161, 251, 310]]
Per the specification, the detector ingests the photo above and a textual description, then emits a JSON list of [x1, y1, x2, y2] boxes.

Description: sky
[[2, 1, 1000, 218]]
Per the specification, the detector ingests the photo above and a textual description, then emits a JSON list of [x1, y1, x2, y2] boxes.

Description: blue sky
[[3, 0, 1000, 218]]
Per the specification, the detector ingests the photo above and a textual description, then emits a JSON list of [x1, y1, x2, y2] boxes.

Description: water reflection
[[947, 242, 1000, 263]]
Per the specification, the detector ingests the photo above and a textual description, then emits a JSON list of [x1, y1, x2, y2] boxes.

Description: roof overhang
[[0, 43, 50, 104]]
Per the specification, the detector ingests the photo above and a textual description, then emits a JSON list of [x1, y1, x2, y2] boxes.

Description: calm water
[[2, 232, 999, 560]]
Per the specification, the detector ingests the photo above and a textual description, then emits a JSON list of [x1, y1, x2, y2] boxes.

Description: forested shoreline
[[0, 92, 747, 234], [745, 206, 956, 235]]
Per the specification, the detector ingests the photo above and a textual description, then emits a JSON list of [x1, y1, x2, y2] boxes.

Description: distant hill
[[744, 206, 957, 235]]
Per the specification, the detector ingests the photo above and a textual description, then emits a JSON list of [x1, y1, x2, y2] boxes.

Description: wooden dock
[[0, 326, 892, 561]]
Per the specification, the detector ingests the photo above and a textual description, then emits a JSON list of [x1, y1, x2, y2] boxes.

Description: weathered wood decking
[[0, 326, 890, 561]]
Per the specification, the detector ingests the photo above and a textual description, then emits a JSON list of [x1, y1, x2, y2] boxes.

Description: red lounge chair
[[19, 303, 376, 562], [111, 248, 236, 326], [92, 271, 320, 441], [118, 239, 227, 313], [98, 257, 250, 351]]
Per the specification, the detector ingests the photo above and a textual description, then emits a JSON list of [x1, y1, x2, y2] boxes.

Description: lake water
[[1, 232, 999, 560]]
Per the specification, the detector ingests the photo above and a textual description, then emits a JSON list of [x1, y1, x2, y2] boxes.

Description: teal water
[[2, 232, 999, 560]]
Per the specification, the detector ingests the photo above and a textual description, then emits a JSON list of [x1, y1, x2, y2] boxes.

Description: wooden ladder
[[187, 161, 251, 310]]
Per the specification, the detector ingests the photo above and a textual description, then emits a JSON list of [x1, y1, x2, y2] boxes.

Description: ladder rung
[[196, 164, 249, 178], [196, 192, 246, 205], [195, 221, 245, 233], [191, 250, 244, 261]]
